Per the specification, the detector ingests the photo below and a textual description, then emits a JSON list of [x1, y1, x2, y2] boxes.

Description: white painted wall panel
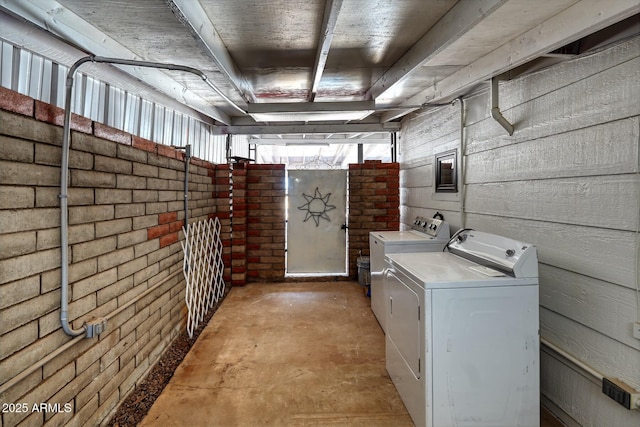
[[399, 131, 459, 164], [400, 162, 433, 188], [0, 40, 12, 88], [465, 175, 639, 231], [400, 103, 463, 230], [83, 76, 100, 120], [399, 35, 640, 425], [401, 106, 459, 150], [139, 99, 153, 140], [52, 64, 66, 107], [541, 308, 640, 387], [40, 59, 53, 104], [231, 134, 250, 159], [465, 118, 639, 183], [540, 264, 639, 350], [211, 134, 226, 164], [109, 87, 127, 130], [27, 54, 44, 100], [17, 49, 31, 95], [96, 78, 107, 122], [541, 351, 640, 427], [400, 186, 430, 207], [465, 55, 640, 155], [124, 93, 141, 136], [401, 187, 460, 213], [493, 38, 640, 113], [162, 109, 174, 146], [171, 113, 184, 148]]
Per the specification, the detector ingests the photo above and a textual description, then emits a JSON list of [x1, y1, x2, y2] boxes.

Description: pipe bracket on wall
[[491, 77, 514, 136]]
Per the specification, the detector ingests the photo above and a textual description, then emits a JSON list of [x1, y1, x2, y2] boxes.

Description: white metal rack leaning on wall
[[181, 217, 226, 338]]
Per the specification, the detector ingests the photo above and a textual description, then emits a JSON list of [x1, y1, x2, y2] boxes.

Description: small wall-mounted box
[[602, 377, 640, 410], [85, 318, 108, 338]]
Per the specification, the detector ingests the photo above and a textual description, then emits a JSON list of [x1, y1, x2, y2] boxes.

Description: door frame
[[285, 169, 349, 277]]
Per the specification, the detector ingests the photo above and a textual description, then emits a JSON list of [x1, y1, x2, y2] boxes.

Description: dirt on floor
[[107, 292, 227, 427]]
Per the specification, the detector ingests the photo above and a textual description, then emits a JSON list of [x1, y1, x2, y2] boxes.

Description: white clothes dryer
[[369, 216, 449, 332], [384, 230, 540, 427]]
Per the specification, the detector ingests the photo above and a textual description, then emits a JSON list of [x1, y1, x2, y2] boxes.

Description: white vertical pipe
[[60, 56, 92, 337], [455, 97, 466, 229]]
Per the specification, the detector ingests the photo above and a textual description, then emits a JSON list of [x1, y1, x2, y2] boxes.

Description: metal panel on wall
[[0, 37, 229, 164]]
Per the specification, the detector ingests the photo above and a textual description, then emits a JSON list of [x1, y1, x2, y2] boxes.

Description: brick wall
[[0, 87, 226, 426], [246, 164, 286, 282], [348, 160, 400, 278]]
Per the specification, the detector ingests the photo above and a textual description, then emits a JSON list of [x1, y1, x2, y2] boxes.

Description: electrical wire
[[443, 228, 474, 252]]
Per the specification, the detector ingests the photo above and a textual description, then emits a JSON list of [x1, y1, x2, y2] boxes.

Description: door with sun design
[[287, 170, 347, 275]]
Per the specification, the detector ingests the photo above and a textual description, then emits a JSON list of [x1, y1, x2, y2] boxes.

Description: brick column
[[210, 164, 232, 283], [230, 163, 247, 286], [246, 164, 286, 282], [348, 160, 400, 278]]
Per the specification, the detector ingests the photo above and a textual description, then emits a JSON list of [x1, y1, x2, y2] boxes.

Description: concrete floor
[[141, 281, 564, 426]]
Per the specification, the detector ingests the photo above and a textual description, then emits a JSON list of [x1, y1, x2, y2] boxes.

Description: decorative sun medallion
[[298, 187, 336, 227]]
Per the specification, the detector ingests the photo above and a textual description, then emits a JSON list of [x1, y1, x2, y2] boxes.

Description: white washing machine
[[369, 217, 450, 332], [384, 230, 539, 427]]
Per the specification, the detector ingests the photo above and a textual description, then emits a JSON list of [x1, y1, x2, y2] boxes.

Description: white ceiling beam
[[211, 122, 401, 135], [380, 107, 422, 123], [246, 100, 376, 122], [395, 0, 640, 114], [0, 0, 232, 124], [168, 0, 256, 104], [367, 0, 510, 101], [230, 114, 385, 126], [252, 138, 389, 145], [246, 100, 375, 113], [309, 0, 343, 101]]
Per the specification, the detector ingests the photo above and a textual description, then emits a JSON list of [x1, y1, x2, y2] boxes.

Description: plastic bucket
[[356, 256, 370, 287]]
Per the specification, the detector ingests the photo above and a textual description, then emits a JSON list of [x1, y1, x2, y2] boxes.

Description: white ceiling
[[1, 0, 638, 144]]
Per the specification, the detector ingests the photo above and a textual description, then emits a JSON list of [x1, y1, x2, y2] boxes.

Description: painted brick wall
[[0, 87, 227, 427], [246, 164, 286, 282], [348, 160, 400, 278]]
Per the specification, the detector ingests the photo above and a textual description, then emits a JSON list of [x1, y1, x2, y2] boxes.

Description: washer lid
[[447, 230, 538, 278], [385, 252, 538, 289]]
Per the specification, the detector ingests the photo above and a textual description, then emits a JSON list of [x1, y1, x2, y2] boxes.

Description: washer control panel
[[411, 216, 446, 237]]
